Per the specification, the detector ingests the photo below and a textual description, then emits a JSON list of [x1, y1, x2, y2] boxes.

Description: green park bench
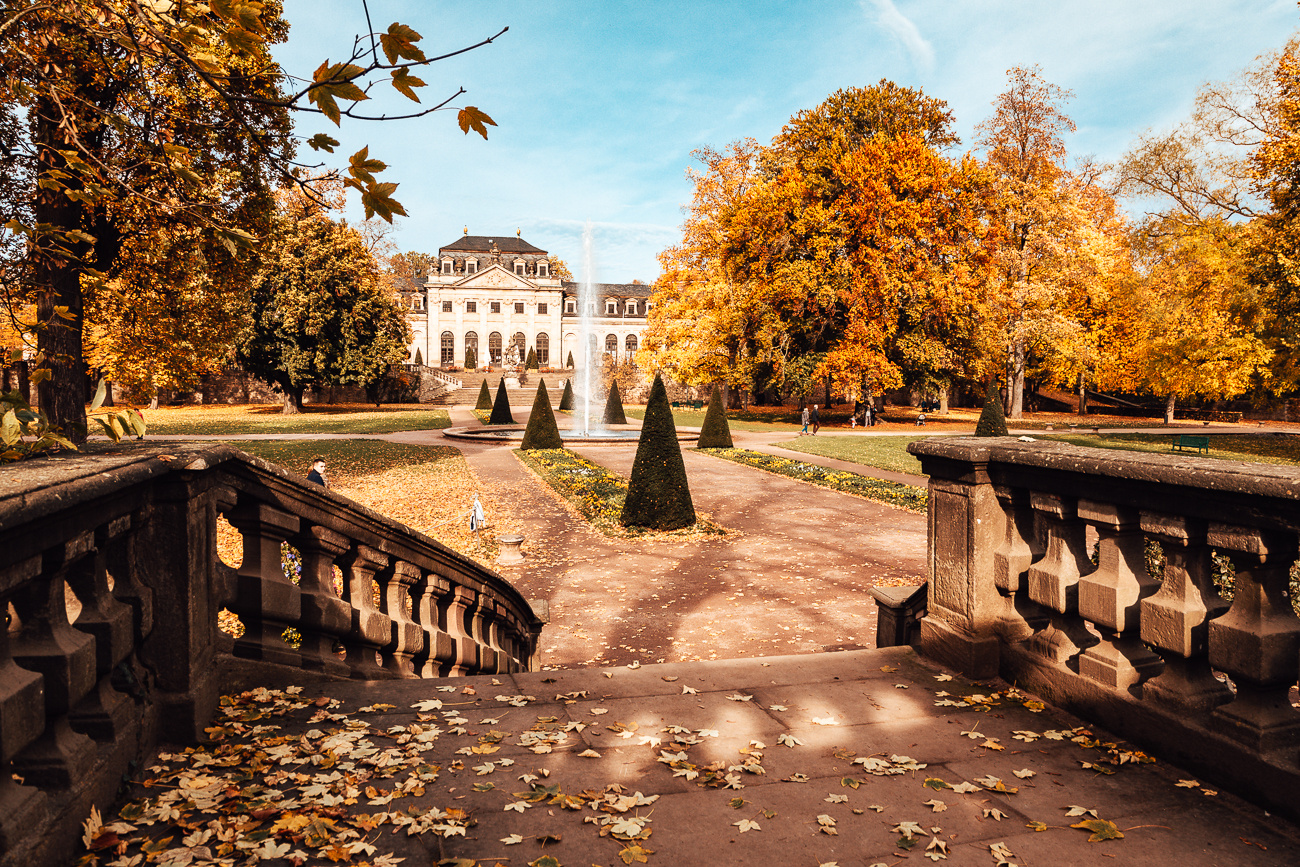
[[692, 400, 704, 410], [1171, 435, 1210, 455]]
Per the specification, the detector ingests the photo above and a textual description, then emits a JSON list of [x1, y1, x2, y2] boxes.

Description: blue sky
[[276, 1, 1298, 281]]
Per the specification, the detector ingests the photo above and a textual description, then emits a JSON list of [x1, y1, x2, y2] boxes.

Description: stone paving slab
[[115, 648, 1300, 867]]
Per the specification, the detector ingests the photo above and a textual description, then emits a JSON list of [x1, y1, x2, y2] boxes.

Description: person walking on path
[[810, 404, 821, 435], [307, 457, 328, 487], [800, 405, 810, 435]]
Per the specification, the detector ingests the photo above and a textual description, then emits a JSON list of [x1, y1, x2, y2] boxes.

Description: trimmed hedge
[[974, 388, 1008, 437], [521, 379, 564, 449], [525, 346, 539, 370], [621, 374, 695, 530], [475, 379, 493, 411], [696, 383, 734, 448], [603, 380, 628, 425], [488, 378, 515, 425], [558, 379, 574, 411]]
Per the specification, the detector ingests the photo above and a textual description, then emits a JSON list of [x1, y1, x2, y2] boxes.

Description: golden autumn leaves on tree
[[1, 1, 502, 439], [643, 46, 1300, 418]]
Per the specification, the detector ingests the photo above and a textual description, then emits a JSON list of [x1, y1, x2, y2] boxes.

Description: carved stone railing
[[0, 443, 541, 867], [430, 369, 463, 390], [908, 436, 1300, 820]]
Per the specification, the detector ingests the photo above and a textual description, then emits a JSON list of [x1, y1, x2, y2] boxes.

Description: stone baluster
[[1205, 524, 1300, 752], [1139, 513, 1232, 712], [0, 555, 51, 852], [993, 485, 1042, 593], [9, 537, 98, 788], [339, 545, 390, 679], [293, 526, 351, 678], [103, 513, 153, 644], [65, 518, 138, 740], [1076, 500, 1163, 692], [409, 573, 449, 677], [439, 585, 479, 676], [1025, 493, 1096, 665], [380, 561, 423, 677], [225, 501, 302, 666]]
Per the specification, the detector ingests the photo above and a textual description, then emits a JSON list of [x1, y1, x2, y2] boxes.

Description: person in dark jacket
[[810, 404, 820, 435], [307, 457, 328, 487]]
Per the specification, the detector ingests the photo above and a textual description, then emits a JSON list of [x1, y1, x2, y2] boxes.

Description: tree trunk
[[282, 390, 302, 414], [1076, 371, 1087, 415], [1007, 343, 1026, 419], [1164, 393, 1175, 425], [102, 379, 115, 407], [148, 395, 159, 411]]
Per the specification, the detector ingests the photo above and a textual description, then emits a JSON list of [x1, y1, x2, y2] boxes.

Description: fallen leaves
[[1071, 818, 1125, 842], [733, 818, 760, 832]]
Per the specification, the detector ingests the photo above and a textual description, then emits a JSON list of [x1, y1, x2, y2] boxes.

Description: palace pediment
[[455, 264, 535, 290]]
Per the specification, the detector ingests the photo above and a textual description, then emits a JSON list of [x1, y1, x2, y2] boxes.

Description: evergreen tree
[[603, 380, 628, 425], [475, 379, 493, 410], [466, 345, 477, 370], [489, 377, 515, 424], [413, 347, 423, 366], [974, 385, 1009, 437], [559, 379, 574, 411], [525, 346, 539, 369], [520, 379, 564, 449], [566, 350, 575, 369], [696, 383, 734, 448], [621, 374, 696, 530]]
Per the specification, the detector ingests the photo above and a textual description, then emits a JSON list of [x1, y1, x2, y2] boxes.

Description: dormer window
[[441, 259, 453, 275], [466, 259, 478, 275], [625, 300, 637, 315], [514, 259, 525, 276], [605, 299, 617, 315], [538, 262, 549, 277], [565, 299, 576, 314]]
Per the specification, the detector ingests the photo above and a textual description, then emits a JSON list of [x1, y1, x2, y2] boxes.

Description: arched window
[[440, 331, 454, 366], [605, 334, 618, 354], [536, 333, 549, 365], [625, 334, 637, 360], [513, 332, 526, 359], [488, 332, 502, 364], [464, 331, 478, 367]]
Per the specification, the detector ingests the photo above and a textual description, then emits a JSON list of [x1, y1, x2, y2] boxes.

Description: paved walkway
[[134, 649, 1300, 867]]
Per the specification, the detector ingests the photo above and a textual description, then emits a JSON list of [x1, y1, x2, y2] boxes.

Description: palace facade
[[401, 232, 651, 369]]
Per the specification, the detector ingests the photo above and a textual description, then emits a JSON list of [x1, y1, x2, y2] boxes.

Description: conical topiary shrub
[[566, 351, 574, 369], [489, 377, 515, 424], [475, 379, 493, 411], [466, 346, 477, 370], [974, 385, 1008, 437], [621, 374, 696, 530], [521, 379, 564, 450], [602, 380, 627, 425], [696, 383, 734, 448], [525, 346, 539, 370], [558, 379, 574, 411], [413, 347, 423, 366]]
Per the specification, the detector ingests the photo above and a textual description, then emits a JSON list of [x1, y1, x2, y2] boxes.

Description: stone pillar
[[1076, 500, 1162, 691], [1139, 513, 1232, 713], [1206, 524, 1300, 752], [225, 502, 302, 667], [339, 545, 390, 679], [380, 561, 424, 677], [293, 526, 351, 678]]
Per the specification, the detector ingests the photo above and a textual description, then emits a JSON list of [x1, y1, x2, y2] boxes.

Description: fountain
[[578, 221, 599, 436]]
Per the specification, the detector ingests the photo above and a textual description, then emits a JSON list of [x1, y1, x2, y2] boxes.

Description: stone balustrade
[[0, 443, 541, 866], [908, 436, 1300, 820]]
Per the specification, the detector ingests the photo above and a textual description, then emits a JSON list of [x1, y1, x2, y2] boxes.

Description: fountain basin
[[442, 425, 697, 444]]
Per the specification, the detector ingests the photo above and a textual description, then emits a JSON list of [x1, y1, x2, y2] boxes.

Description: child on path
[[800, 405, 810, 435]]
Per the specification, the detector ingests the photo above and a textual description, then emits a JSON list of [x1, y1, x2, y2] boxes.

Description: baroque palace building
[[401, 230, 651, 370]]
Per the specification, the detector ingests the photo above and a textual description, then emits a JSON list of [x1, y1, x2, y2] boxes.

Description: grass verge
[[513, 447, 725, 537], [773, 434, 930, 476], [143, 403, 451, 435], [699, 447, 928, 514], [1040, 432, 1300, 467]]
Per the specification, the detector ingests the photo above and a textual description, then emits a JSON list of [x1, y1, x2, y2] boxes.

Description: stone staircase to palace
[[431, 368, 573, 406]]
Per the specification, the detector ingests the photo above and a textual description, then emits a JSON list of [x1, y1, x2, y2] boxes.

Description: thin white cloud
[[862, 0, 935, 73]]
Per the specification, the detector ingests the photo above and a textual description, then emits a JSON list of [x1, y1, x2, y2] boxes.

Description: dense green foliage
[[695, 383, 735, 448], [525, 346, 539, 369], [558, 379, 574, 411], [488, 378, 515, 424], [621, 374, 696, 529], [974, 389, 1009, 437], [476, 379, 493, 410], [521, 379, 564, 450]]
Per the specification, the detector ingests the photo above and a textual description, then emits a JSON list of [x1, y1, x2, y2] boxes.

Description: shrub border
[[698, 447, 928, 514]]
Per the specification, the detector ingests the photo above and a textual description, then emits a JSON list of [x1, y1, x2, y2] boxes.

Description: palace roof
[[440, 235, 547, 255]]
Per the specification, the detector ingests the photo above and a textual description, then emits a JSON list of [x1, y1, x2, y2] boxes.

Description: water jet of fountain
[[579, 223, 600, 436]]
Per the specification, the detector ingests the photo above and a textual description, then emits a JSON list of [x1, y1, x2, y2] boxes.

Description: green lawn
[[141, 404, 451, 435], [1040, 433, 1300, 467], [772, 435, 932, 476]]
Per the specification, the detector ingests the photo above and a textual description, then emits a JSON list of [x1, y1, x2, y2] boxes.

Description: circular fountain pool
[[442, 425, 697, 444]]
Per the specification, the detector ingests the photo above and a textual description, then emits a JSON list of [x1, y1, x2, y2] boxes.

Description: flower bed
[[514, 448, 724, 537], [699, 448, 928, 513]]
